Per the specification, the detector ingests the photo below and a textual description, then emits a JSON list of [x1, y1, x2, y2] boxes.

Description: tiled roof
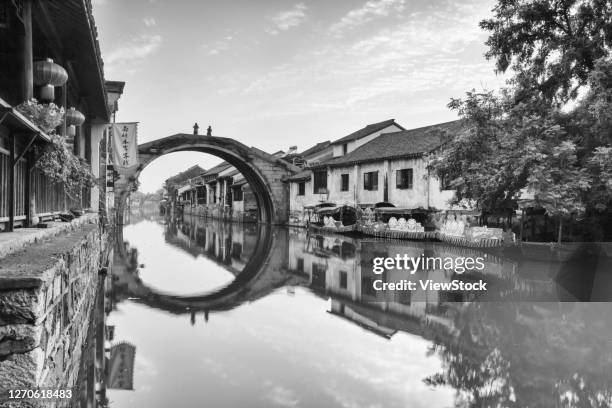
[[322, 120, 462, 168], [300, 141, 331, 157], [203, 161, 232, 176], [330, 119, 404, 145], [286, 170, 312, 182], [165, 165, 206, 184]]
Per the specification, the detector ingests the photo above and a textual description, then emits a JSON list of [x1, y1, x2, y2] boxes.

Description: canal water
[[103, 213, 612, 408]]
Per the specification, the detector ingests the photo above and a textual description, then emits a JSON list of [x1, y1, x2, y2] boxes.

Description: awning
[[177, 184, 194, 194], [0, 104, 51, 143], [231, 178, 248, 188]]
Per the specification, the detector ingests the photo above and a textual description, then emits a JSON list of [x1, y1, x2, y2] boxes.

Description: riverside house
[[288, 121, 462, 226], [0, 0, 124, 231], [288, 119, 404, 217], [174, 161, 258, 222]]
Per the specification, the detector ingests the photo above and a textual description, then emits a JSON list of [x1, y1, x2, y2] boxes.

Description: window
[[312, 263, 327, 288], [231, 243, 242, 258], [342, 143, 348, 155], [363, 171, 378, 191], [297, 258, 304, 272], [313, 170, 328, 194], [339, 271, 348, 289], [298, 181, 305, 196], [340, 174, 349, 191], [361, 276, 376, 296], [396, 168, 413, 189], [233, 187, 243, 201]]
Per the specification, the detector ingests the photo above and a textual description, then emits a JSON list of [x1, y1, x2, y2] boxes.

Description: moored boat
[[308, 205, 358, 234], [357, 207, 432, 240]]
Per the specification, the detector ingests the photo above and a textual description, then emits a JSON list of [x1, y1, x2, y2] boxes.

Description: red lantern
[[65, 107, 85, 137], [33, 58, 68, 102]]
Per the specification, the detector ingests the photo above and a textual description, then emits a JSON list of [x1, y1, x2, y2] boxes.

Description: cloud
[[234, 0, 501, 119], [202, 34, 235, 56], [265, 384, 300, 407], [143, 17, 156, 27], [104, 33, 162, 75], [267, 3, 307, 35], [330, 0, 406, 36]]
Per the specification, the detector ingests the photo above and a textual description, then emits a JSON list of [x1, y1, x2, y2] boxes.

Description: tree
[[481, 0, 612, 103], [430, 1, 612, 241], [425, 302, 612, 408]]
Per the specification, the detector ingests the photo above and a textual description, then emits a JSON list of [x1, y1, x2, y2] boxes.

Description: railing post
[[25, 149, 31, 226], [8, 134, 15, 232]]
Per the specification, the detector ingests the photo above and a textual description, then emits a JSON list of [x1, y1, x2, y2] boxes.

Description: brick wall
[[0, 221, 111, 407]]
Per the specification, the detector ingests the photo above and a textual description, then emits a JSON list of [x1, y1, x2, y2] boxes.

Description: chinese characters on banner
[[111, 122, 139, 175], [108, 342, 136, 390]]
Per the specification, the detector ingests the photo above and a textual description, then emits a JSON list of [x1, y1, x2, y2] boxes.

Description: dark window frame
[[233, 187, 243, 201], [339, 271, 348, 289], [313, 170, 328, 194], [396, 168, 413, 189], [298, 181, 305, 196], [363, 171, 379, 191], [340, 174, 350, 191]]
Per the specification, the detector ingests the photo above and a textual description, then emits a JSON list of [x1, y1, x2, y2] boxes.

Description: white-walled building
[[288, 121, 462, 224], [329, 118, 404, 158]]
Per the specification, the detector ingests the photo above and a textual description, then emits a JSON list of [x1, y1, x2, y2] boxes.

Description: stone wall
[[0, 220, 110, 407]]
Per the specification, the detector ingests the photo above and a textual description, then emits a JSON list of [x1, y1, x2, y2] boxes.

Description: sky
[[92, 0, 505, 193]]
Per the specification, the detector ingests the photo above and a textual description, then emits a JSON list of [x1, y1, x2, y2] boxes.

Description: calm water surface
[[104, 213, 612, 408]]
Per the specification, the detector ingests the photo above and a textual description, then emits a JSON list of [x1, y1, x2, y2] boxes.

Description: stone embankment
[[0, 215, 110, 407]]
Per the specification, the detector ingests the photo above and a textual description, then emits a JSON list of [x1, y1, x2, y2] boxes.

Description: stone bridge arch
[[116, 134, 300, 224]]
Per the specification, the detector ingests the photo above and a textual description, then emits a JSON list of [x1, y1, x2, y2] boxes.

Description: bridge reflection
[[103, 214, 612, 407], [110, 212, 607, 331]]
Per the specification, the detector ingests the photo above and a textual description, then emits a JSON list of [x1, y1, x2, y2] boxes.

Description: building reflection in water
[[81, 211, 612, 408]]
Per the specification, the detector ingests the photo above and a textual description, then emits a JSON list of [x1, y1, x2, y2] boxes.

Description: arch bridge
[[115, 134, 301, 224]]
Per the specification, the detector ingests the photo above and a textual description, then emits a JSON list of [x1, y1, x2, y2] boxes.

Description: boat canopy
[[374, 207, 428, 214], [315, 204, 356, 215], [374, 202, 395, 208], [304, 202, 336, 210]]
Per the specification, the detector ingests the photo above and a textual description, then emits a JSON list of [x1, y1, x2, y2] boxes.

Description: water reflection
[[100, 213, 612, 408]]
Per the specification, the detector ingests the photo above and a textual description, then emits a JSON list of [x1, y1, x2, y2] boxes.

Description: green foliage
[[16, 99, 64, 133], [424, 303, 612, 407], [36, 134, 97, 201], [16, 98, 96, 204], [481, 0, 612, 103], [430, 1, 612, 224]]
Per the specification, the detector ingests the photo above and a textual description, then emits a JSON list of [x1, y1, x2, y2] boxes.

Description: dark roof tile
[[331, 119, 404, 145], [323, 120, 462, 167], [203, 161, 232, 176], [300, 141, 331, 157]]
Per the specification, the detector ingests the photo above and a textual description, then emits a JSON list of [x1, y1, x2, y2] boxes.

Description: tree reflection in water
[[107, 211, 612, 408], [425, 302, 612, 408]]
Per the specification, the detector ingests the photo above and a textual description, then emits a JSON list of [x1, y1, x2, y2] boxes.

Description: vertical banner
[[111, 122, 139, 175], [108, 342, 136, 390]]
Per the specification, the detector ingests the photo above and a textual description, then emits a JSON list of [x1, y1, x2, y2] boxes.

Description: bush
[[16, 99, 96, 203], [16, 99, 64, 133], [36, 134, 97, 200]]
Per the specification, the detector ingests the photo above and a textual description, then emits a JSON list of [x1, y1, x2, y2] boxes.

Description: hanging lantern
[[33, 58, 68, 102], [65, 107, 85, 137]]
